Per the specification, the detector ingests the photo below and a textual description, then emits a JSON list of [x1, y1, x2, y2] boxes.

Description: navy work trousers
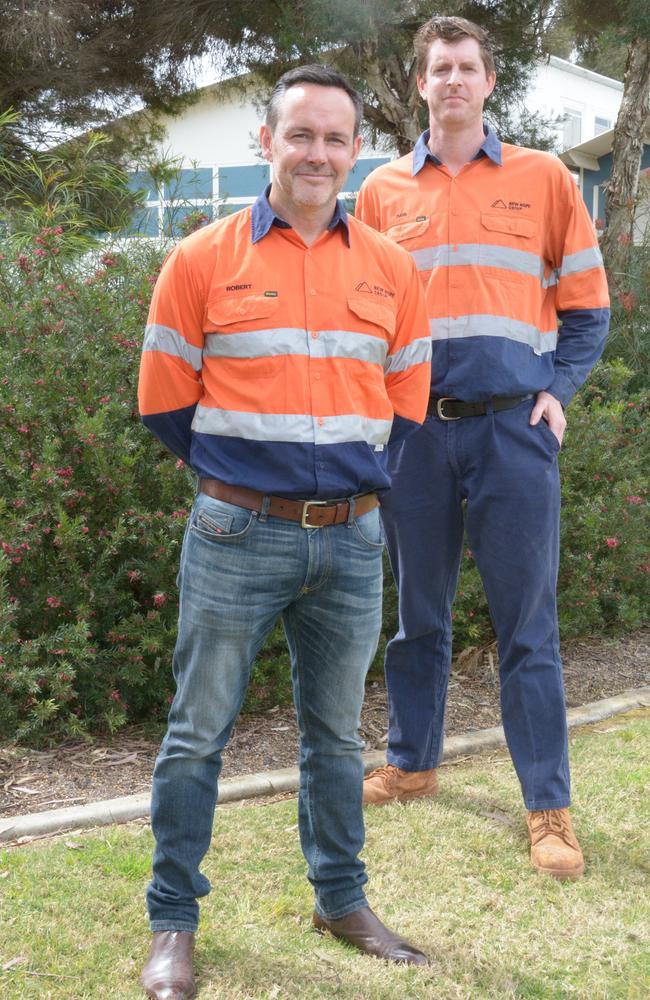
[[380, 397, 570, 810]]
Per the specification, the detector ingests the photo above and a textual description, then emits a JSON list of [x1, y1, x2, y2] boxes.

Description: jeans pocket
[[536, 418, 561, 453], [190, 495, 257, 542], [351, 508, 384, 549]]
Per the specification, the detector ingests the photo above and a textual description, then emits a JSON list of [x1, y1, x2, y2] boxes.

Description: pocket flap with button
[[207, 293, 280, 329], [383, 217, 430, 245], [480, 214, 538, 239], [347, 295, 396, 336]]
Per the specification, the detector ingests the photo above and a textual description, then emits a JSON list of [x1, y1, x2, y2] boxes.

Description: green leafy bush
[[0, 240, 192, 740], [1, 236, 647, 740]]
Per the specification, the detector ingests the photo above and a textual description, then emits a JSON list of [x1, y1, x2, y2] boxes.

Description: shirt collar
[[251, 185, 351, 245], [412, 124, 502, 175]]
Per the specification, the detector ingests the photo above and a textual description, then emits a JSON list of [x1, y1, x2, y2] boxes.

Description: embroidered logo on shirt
[[355, 281, 395, 300], [264, 290, 278, 297], [490, 198, 531, 211]]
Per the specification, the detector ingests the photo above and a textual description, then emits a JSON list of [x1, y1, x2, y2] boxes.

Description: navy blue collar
[[412, 125, 502, 175], [251, 185, 351, 246]]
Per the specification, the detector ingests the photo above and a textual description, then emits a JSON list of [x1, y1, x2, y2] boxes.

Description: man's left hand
[[529, 390, 566, 446]]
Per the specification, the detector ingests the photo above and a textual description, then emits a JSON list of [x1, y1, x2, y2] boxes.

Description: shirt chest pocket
[[205, 294, 282, 378], [382, 217, 430, 248], [478, 214, 540, 282], [346, 295, 395, 384]]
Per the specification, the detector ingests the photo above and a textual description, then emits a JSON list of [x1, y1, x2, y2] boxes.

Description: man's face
[[260, 83, 362, 215], [417, 37, 496, 131]]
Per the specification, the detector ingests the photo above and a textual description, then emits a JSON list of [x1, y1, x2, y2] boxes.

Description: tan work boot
[[363, 764, 438, 806], [527, 808, 585, 880]]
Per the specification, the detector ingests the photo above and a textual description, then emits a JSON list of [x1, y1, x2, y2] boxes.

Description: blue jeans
[[380, 398, 570, 810], [146, 492, 383, 931]]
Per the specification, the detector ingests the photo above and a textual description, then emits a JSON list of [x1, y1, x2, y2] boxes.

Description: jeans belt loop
[[259, 494, 271, 523], [346, 494, 357, 527]]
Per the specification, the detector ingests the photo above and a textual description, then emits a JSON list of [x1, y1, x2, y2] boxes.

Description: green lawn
[[1, 711, 649, 1000]]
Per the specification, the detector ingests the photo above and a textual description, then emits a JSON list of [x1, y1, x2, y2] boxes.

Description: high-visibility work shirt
[[356, 128, 610, 406], [138, 191, 431, 499]]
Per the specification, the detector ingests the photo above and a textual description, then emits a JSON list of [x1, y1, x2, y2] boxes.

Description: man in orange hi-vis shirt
[[357, 16, 609, 882], [138, 65, 432, 998]]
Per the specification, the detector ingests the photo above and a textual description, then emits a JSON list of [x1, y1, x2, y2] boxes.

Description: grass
[[0, 710, 649, 999]]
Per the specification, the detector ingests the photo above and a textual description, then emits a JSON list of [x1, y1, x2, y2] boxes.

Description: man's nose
[[307, 137, 327, 162], [447, 67, 462, 86]]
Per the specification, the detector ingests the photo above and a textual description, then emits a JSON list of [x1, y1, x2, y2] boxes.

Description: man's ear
[[350, 134, 363, 169], [260, 123, 273, 162]]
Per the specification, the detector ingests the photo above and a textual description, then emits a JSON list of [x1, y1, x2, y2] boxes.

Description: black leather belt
[[199, 478, 379, 528], [428, 394, 532, 421]]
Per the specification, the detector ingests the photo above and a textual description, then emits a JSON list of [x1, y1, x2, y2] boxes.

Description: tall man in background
[[356, 16, 609, 879], [138, 65, 431, 1000]]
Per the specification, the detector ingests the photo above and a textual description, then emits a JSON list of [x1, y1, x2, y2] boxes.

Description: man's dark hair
[[266, 64, 364, 137], [414, 15, 496, 78]]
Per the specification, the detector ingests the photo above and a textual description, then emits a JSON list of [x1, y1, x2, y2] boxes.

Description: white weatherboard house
[[126, 56, 625, 237]]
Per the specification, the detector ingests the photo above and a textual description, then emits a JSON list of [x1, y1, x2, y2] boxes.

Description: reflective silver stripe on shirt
[[384, 336, 432, 375], [192, 406, 392, 446], [411, 243, 544, 281], [559, 246, 604, 277], [203, 328, 388, 365], [429, 315, 558, 354], [142, 324, 203, 372]]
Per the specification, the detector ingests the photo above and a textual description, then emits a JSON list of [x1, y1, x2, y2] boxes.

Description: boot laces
[[367, 764, 400, 785], [529, 809, 575, 848]]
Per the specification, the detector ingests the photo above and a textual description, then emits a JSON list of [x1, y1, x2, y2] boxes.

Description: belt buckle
[[436, 397, 460, 421], [301, 499, 328, 528]]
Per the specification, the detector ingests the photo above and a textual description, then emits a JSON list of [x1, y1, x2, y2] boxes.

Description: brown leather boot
[[140, 931, 197, 1000], [363, 764, 439, 805], [527, 808, 585, 880], [313, 906, 428, 964]]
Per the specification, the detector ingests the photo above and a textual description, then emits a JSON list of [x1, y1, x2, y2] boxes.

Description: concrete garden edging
[[1, 685, 649, 844]]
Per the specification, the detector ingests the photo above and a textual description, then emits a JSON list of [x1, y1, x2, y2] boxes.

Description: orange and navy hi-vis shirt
[[356, 128, 610, 406], [138, 191, 431, 499]]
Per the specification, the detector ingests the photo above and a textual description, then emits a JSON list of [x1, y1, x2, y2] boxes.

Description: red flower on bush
[[617, 291, 635, 312], [153, 592, 167, 608], [605, 538, 619, 548], [46, 595, 62, 607], [626, 495, 643, 505]]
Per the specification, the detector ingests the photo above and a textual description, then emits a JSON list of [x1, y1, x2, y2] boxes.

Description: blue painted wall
[[582, 144, 650, 223]]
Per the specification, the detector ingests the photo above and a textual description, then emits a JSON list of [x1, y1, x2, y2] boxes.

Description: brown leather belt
[[199, 477, 379, 528]]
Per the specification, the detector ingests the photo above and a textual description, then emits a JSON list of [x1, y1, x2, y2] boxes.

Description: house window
[[123, 156, 393, 236], [163, 168, 213, 201], [562, 109, 582, 150], [218, 164, 270, 200], [594, 116, 611, 136]]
